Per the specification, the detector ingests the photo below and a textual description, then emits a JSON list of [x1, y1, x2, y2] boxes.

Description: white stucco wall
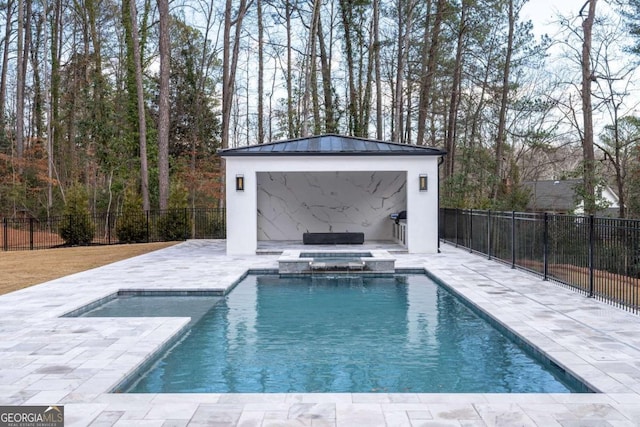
[[257, 171, 406, 241], [224, 155, 441, 255]]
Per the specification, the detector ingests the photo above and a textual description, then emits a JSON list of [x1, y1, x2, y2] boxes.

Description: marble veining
[[257, 171, 406, 241]]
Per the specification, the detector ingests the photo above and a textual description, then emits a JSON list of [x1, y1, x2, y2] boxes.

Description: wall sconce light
[[235, 174, 244, 191], [419, 174, 428, 191]]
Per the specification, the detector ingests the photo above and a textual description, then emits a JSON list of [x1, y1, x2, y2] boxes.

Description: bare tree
[[301, 0, 321, 137], [0, 0, 14, 137], [392, 0, 417, 143], [444, 0, 468, 178], [590, 16, 638, 218], [221, 0, 250, 149], [339, 0, 360, 136], [257, 0, 265, 143], [373, 0, 382, 140], [317, 14, 337, 133], [580, 0, 597, 215], [50, 0, 62, 202], [493, 0, 516, 200], [416, 0, 445, 146], [157, 0, 170, 209], [130, 0, 149, 210], [285, 0, 294, 137], [15, 0, 25, 160]]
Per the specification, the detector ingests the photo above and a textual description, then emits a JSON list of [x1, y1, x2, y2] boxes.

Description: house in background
[[522, 179, 619, 216]]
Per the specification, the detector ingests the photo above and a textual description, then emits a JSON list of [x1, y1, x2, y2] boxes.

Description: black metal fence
[[439, 208, 640, 314], [1, 208, 226, 251]]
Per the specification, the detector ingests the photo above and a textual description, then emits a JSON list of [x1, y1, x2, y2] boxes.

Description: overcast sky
[[521, 0, 591, 37]]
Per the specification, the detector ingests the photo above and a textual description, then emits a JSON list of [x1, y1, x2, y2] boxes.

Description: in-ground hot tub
[[278, 250, 395, 274]]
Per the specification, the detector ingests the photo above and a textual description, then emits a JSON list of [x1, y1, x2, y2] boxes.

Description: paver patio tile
[[3, 241, 640, 425]]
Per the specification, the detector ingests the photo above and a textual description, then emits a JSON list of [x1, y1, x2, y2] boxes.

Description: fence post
[[455, 209, 459, 248], [146, 211, 150, 243], [3, 218, 8, 251], [511, 211, 516, 269], [469, 209, 473, 252], [589, 215, 595, 297], [184, 208, 189, 239], [487, 210, 492, 260], [29, 218, 34, 250], [543, 212, 548, 281]]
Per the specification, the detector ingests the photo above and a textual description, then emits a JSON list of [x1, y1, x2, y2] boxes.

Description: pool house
[[218, 134, 446, 255]]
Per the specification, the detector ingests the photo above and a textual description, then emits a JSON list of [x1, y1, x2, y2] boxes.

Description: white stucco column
[[225, 159, 258, 255], [405, 159, 440, 253]]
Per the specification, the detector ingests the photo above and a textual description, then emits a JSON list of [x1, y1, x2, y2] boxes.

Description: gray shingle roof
[[522, 179, 580, 212], [218, 134, 446, 157]]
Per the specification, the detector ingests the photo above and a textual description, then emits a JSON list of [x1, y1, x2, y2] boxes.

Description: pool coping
[[1, 240, 640, 426]]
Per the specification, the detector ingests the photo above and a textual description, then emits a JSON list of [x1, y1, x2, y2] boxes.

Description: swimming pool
[[116, 274, 589, 394]]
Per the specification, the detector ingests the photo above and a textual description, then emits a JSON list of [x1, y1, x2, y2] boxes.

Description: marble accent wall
[[257, 171, 406, 241]]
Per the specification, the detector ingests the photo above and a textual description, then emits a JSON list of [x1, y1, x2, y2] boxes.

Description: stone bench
[[302, 232, 365, 245]]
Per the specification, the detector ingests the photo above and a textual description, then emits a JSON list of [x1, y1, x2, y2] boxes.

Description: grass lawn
[[0, 242, 178, 295]]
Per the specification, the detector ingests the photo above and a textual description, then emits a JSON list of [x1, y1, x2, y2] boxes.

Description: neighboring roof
[[218, 134, 446, 157], [522, 179, 580, 212], [522, 179, 620, 213]]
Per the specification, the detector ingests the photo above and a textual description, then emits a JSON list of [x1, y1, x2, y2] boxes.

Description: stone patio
[[1, 240, 640, 426]]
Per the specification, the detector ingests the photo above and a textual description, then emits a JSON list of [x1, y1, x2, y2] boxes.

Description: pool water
[[122, 274, 585, 393]]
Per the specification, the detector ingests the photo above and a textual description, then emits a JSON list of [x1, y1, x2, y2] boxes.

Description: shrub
[[59, 185, 95, 246], [116, 189, 148, 243], [197, 212, 225, 238], [158, 182, 192, 241]]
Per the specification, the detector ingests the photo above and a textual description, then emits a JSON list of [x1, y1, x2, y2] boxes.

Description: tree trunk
[[0, 0, 14, 138], [445, 1, 467, 178], [157, 0, 170, 209], [469, 42, 493, 148], [30, 12, 44, 139], [493, 0, 515, 201], [222, 0, 249, 148], [22, 0, 31, 144], [286, 0, 294, 138], [405, 74, 412, 143], [373, 0, 382, 140], [222, 0, 232, 148], [16, 0, 25, 160], [392, 1, 403, 142], [257, 0, 265, 143], [339, 0, 359, 136], [393, 0, 416, 143], [417, 0, 445, 146], [130, 0, 150, 210], [302, 0, 321, 137], [49, 0, 63, 204], [317, 17, 336, 133], [362, 10, 375, 139], [581, 0, 597, 215]]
